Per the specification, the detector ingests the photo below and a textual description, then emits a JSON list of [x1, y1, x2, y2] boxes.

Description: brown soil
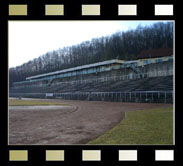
[[9, 99, 172, 145]]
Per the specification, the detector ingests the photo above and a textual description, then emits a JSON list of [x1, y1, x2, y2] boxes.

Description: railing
[[12, 69, 173, 89], [9, 91, 174, 103]]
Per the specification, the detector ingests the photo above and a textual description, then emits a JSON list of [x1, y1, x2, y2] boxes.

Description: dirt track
[[9, 99, 171, 145]]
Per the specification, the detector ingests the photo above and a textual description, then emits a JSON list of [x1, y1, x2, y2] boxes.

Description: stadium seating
[[10, 75, 173, 103], [10, 76, 173, 93]]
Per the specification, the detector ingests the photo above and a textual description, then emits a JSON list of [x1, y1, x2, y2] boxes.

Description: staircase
[[130, 63, 143, 78]]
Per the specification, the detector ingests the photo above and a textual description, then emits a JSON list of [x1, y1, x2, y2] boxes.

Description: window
[[101, 66, 105, 71], [134, 62, 138, 66], [156, 59, 163, 63], [144, 60, 151, 65]]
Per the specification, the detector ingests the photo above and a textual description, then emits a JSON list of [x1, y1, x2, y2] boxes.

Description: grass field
[[9, 99, 68, 106], [88, 106, 173, 145]]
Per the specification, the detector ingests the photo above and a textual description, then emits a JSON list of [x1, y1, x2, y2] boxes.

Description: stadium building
[[10, 48, 174, 103]]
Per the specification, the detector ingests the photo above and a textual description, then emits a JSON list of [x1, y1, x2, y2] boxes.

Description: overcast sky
[[9, 21, 168, 68]]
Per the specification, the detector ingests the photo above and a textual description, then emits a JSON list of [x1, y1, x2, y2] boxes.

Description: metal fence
[[12, 69, 173, 89], [10, 91, 173, 103], [55, 70, 173, 85]]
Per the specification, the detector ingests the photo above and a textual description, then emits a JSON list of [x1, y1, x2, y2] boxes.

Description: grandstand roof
[[138, 48, 173, 59], [26, 59, 124, 80]]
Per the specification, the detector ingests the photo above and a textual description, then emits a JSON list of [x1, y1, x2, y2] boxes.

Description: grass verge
[[88, 106, 173, 145], [9, 99, 68, 106]]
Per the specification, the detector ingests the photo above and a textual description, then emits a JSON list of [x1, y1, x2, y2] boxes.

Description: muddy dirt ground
[[9, 99, 172, 145]]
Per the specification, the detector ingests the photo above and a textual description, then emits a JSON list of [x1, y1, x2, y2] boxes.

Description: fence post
[[164, 91, 167, 103], [140, 92, 141, 101], [130, 92, 131, 102]]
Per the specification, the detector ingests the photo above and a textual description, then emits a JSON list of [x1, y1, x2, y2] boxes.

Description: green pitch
[[88, 106, 173, 145]]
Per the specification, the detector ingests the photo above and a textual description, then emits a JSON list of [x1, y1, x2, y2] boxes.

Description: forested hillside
[[9, 22, 173, 87]]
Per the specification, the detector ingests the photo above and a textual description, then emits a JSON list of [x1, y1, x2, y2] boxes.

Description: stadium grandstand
[[10, 48, 174, 103]]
